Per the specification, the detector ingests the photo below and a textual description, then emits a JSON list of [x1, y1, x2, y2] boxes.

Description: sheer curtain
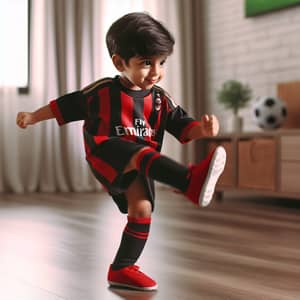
[[0, 0, 201, 193]]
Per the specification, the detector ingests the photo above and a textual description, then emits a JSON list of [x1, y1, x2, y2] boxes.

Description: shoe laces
[[128, 265, 140, 272], [127, 265, 147, 277]]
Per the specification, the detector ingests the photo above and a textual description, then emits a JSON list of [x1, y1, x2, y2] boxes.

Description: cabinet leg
[[215, 191, 224, 202]]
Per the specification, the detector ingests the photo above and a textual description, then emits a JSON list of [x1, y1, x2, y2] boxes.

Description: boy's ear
[[112, 54, 125, 71]]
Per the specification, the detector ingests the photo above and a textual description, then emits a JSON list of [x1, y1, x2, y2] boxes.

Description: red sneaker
[[185, 146, 226, 207], [107, 265, 158, 291]]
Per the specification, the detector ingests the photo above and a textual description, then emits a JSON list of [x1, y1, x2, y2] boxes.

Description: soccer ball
[[253, 96, 287, 130]]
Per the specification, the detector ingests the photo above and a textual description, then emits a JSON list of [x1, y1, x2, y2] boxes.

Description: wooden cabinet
[[238, 138, 276, 190], [280, 136, 300, 193], [202, 130, 300, 199], [280, 163, 300, 193]]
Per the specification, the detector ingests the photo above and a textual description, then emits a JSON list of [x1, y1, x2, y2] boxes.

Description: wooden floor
[[0, 189, 299, 300]]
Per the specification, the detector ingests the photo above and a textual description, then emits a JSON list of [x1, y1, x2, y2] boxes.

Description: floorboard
[[0, 189, 299, 300]]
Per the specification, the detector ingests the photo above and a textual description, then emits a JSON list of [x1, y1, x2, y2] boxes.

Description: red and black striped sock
[[111, 216, 151, 270], [136, 148, 190, 192]]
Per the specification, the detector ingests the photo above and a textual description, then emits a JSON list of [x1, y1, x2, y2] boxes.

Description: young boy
[[16, 12, 226, 291]]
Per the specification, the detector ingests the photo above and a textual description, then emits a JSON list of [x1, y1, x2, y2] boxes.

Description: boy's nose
[[150, 64, 160, 76]]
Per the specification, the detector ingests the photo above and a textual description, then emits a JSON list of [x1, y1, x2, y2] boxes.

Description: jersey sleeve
[[49, 91, 88, 125], [165, 95, 200, 144]]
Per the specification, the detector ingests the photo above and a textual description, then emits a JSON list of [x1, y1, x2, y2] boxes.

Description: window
[[0, 0, 30, 92]]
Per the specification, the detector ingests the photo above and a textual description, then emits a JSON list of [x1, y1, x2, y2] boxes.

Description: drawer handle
[[250, 141, 259, 162]]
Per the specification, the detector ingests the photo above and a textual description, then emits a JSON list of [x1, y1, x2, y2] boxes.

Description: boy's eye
[[140, 58, 166, 67]]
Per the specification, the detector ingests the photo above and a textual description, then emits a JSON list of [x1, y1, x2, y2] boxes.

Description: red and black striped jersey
[[50, 76, 199, 152], [50, 76, 200, 188]]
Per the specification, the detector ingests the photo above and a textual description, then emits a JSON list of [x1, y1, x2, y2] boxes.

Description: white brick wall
[[204, 0, 300, 132]]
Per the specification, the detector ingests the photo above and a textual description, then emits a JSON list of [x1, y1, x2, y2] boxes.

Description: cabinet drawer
[[280, 162, 300, 193], [207, 141, 234, 187], [281, 136, 300, 161], [238, 139, 276, 190]]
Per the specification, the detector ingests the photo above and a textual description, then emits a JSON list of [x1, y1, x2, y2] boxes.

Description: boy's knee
[[128, 199, 152, 218]]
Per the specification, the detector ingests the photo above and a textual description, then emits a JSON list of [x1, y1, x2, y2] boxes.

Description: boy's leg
[[111, 175, 152, 269], [108, 175, 157, 291], [126, 146, 226, 207]]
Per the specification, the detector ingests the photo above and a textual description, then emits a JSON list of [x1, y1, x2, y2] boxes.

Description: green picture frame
[[245, 0, 300, 17]]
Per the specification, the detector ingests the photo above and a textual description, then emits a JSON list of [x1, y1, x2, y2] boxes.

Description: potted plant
[[217, 80, 252, 132]]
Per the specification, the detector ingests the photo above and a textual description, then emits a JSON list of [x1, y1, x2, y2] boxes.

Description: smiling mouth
[[147, 79, 158, 84]]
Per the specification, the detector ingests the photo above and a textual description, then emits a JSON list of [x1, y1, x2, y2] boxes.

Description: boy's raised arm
[[16, 104, 54, 129]]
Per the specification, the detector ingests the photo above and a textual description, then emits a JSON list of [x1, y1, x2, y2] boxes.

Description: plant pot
[[233, 115, 243, 133]]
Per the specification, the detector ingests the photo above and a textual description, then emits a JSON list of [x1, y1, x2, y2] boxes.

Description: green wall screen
[[245, 0, 300, 17]]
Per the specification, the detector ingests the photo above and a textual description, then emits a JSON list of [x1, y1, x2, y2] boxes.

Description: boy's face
[[115, 55, 168, 90]]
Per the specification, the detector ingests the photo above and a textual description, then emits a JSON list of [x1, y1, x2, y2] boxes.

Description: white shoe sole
[[199, 146, 226, 207], [108, 281, 158, 291]]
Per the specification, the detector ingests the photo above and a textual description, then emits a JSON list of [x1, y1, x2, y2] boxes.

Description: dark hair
[[106, 12, 175, 62]]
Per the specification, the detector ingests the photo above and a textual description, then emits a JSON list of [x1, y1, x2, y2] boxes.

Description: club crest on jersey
[[115, 118, 156, 137], [155, 93, 162, 111]]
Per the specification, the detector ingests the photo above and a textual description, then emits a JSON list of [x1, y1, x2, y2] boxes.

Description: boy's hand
[[201, 114, 219, 137], [16, 112, 36, 129]]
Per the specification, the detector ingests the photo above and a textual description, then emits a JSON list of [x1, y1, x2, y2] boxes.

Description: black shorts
[[110, 172, 155, 213], [87, 138, 156, 213]]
